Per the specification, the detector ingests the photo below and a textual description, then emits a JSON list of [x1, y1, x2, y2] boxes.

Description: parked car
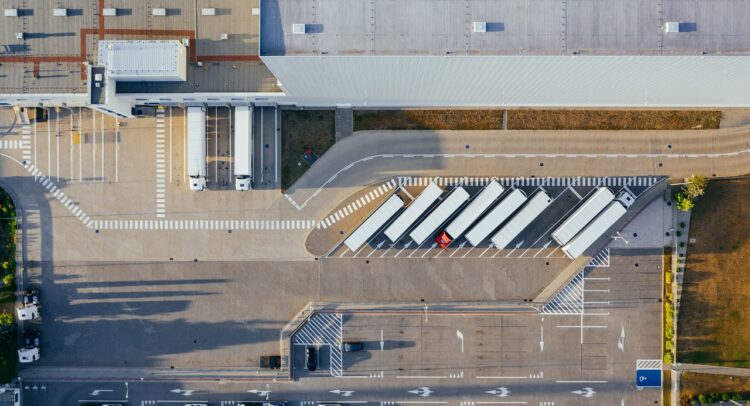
[[259, 355, 281, 369], [22, 289, 38, 306], [23, 329, 40, 347], [343, 341, 363, 352], [306, 346, 318, 371]]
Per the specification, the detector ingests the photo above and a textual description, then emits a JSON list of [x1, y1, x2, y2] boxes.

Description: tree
[[2, 273, 12, 287], [676, 192, 695, 212], [683, 174, 708, 199], [0, 313, 12, 327]]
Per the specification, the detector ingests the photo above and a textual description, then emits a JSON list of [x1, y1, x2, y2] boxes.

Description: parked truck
[[551, 187, 615, 246], [409, 186, 470, 245], [234, 106, 254, 191], [344, 194, 404, 252], [444, 180, 504, 240], [384, 182, 443, 243], [465, 188, 527, 247], [187, 106, 207, 191], [490, 191, 552, 250], [561, 190, 636, 259]]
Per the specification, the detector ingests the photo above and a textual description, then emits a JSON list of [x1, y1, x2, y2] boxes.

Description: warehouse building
[[1, 0, 750, 115]]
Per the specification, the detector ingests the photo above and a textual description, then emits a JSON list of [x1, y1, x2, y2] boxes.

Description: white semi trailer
[[384, 182, 443, 242], [444, 180, 504, 240], [464, 188, 527, 247], [233, 106, 253, 191], [187, 106, 207, 191], [490, 191, 552, 249], [409, 186, 470, 245], [562, 190, 636, 259], [344, 194, 404, 252], [551, 187, 615, 246]]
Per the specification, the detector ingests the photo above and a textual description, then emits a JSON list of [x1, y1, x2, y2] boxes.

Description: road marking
[[476, 376, 528, 379], [156, 110, 166, 218], [397, 376, 447, 379], [556, 380, 607, 383], [282, 150, 675, 210]]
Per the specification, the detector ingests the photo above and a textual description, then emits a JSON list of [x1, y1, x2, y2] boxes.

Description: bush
[[0, 313, 12, 327], [680, 242, 686, 248], [676, 230, 682, 237], [680, 222, 686, 228], [676, 191, 695, 211], [2, 274, 12, 287]]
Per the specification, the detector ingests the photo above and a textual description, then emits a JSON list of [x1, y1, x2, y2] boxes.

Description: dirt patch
[[353, 110, 503, 131], [281, 109, 336, 190], [677, 178, 750, 367], [680, 372, 750, 405], [506, 110, 721, 130]]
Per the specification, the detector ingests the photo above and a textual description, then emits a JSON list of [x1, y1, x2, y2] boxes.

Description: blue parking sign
[[636, 369, 662, 387]]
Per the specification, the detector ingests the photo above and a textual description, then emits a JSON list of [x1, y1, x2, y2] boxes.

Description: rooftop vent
[[103, 8, 117, 16], [15, 32, 23, 40], [472, 22, 487, 33], [4, 9, 18, 17], [219, 33, 228, 40], [201, 8, 216, 16], [292, 24, 306, 35], [252, 8, 260, 16], [53, 8, 67, 17], [664, 22, 680, 33], [152, 8, 167, 16]]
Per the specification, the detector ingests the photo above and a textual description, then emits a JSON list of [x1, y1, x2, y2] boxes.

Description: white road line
[[100, 111, 105, 182], [555, 380, 607, 383], [396, 375, 448, 379], [214, 106, 219, 184], [475, 376, 529, 379], [169, 107, 173, 183], [78, 108, 82, 182]]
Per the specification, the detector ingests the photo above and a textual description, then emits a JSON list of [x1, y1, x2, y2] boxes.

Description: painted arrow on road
[[571, 387, 596, 398], [170, 389, 195, 396], [88, 389, 113, 396], [247, 389, 272, 398], [409, 387, 433, 397], [330, 389, 355, 397], [486, 387, 510, 397]]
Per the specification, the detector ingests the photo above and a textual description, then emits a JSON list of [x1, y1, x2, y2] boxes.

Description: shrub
[[0, 313, 12, 327], [680, 222, 686, 228], [676, 230, 682, 237], [676, 191, 695, 211], [2, 274, 12, 287]]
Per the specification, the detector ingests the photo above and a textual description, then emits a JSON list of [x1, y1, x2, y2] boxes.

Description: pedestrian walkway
[[317, 179, 397, 229], [21, 124, 31, 162], [155, 109, 166, 218], [398, 175, 658, 188], [24, 163, 94, 229], [0, 139, 24, 150], [93, 219, 316, 231]]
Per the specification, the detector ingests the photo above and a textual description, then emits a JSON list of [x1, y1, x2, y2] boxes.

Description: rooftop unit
[[664, 22, 680, 33], [202, 8, 216, 16], [152, 8, 167, 16], [4, 8, 18, 17], [103, 8, 117, 16], [472, 22, 487, 33], [98, 40, 187, 82], [53, 8, 67, 17], [292, 24, 306, 34]]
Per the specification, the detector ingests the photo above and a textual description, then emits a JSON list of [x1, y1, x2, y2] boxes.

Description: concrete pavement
[[287, 126, 750, 219]]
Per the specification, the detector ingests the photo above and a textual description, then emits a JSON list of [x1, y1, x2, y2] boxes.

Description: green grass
[[280, 109, 336, 190], [0, 188, 17, 383]]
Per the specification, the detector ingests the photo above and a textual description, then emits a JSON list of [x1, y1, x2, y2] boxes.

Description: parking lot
[[324, 176, 661, 260]]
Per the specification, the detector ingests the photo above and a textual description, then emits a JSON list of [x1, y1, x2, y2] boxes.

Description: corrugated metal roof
[[261, 0, 750, 56], [262, 55, 750, 107]]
